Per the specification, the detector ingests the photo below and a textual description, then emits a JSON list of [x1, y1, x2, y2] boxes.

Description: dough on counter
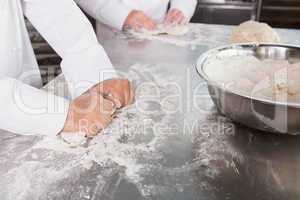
[[139, 24, 189, 36], [229, 21, 281, 44], [59, 132, 87, 147]]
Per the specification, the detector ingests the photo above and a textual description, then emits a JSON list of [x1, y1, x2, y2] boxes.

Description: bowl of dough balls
[[196, 21, 300, 135]]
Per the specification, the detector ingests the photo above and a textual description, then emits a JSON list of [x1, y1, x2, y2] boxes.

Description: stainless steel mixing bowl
[[196, 43, 300, 135]]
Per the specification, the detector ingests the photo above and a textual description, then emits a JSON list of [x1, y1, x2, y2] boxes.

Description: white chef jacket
[[75, 0, 197, 30], [0, 0, 116, 136]]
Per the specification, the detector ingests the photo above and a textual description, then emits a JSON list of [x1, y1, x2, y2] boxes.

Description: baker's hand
[[92, 79, 134, 109], [164, 9, 186, 26], [123, 10, 157, 31], [62, 89, 116, 138]]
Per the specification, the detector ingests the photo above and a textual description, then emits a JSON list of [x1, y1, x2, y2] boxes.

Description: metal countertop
[[1, 23, 300, 200]]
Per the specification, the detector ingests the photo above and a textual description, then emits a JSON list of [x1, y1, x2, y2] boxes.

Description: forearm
[[23, 0, 117, 99], [0, 77, 69, 136], [75, 0, 132, 30]]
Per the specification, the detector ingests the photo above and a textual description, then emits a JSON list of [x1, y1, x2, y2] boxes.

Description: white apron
[[75, 0, 197, 30], [0, 0, 42, 88], [121, 0, 170, 22], [0, 0, 116, 136]]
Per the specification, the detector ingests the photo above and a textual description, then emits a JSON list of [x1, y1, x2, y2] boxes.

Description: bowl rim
[[196, 43, 300, 108]]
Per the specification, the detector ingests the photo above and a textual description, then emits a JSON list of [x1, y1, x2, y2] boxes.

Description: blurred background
[[191, 0, 300, 28], [26, 0, 300, 85]]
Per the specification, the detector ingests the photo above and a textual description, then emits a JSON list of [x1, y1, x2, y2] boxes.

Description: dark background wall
[[26, 14, 96, 85], [192, 0, 300, 28], [26, 19, 61, 85]]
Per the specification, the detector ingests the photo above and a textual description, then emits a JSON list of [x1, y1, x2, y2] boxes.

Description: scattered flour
[[1, 23, 300, 200], [118, 23, 300, 51], [125, 23, 230, 49], [133, 24, 189, 36], [1, 63, 244, 199], [59, 132, 87, 148]]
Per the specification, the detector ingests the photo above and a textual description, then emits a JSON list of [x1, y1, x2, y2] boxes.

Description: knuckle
[[122, 79, 130, 87], [100, 118, 111, 128], [94, 120, 104, 129], [105, 102, 115, 112]]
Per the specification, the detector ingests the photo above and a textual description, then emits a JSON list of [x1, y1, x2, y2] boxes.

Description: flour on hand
[[59, 132, 88, 147]]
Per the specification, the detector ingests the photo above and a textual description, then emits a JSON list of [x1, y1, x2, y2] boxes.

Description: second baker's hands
[[62, 79, 134, 138], [164, 9, 187, 26], [123, 10, 157, 32]]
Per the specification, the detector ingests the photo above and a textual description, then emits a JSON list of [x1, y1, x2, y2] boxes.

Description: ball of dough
[[229, 21, 281, 44]]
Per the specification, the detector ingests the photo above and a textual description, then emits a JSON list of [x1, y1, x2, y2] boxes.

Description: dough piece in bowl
[[289, 63, 300, 81], [140, 24, 189, 36], [205, 55, 262, 83], [261, 59, 290, 73], [229, 21, 281, 44]]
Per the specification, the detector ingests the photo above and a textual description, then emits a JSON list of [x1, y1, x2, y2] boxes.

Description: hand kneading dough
[[229, 21, 281, 44]]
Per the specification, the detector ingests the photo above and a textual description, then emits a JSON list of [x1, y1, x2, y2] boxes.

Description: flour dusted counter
[[1, 23, 300, 200]]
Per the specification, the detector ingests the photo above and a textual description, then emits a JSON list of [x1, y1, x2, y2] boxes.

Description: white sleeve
[[170, 0, 197, 21], [75, 0, 132, 30], [0, 77, 69, 137], [23, 0, 118, 99]]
